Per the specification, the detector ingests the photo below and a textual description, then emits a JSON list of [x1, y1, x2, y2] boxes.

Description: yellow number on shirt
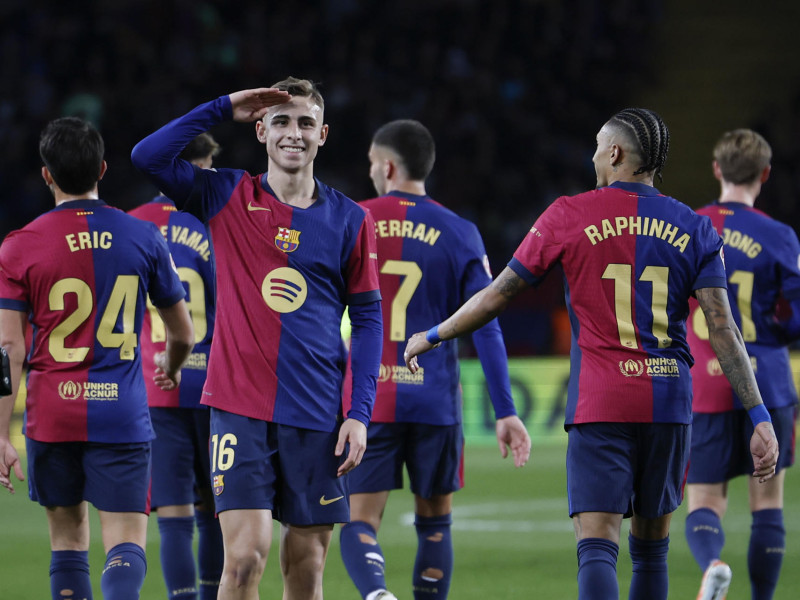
[[380, 259, 423, 342], [48, 275, 141, 362], [728, 270, 756, 342], [602, 263, 672, 350], [146, 267, 207, 343], [211, 433, 238, 472], [49, 278, 93, 362], [97, 275, 139, 360], [691, 269, 756, 343]]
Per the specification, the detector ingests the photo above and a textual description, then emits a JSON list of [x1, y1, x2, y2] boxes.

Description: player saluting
[[132, 79, 383, 599], [0, 117, 194, 600], [685, 129, 800, 600], [404, 108, 779, 600]]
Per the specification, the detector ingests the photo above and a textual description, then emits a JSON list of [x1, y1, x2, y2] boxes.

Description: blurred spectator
[[0, 0, 677, 354]]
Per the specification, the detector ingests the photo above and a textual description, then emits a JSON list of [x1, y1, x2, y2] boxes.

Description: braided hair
[[608, 108, 670, 182]]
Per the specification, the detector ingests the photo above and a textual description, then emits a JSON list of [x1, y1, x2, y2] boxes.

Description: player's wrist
[[748, 403, 772, 427], [425, 325, 442, 345]]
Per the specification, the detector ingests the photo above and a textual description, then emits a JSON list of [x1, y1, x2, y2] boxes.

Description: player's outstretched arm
[[404, 267, 527, 372], [335, 418, 367, 477], [495, 415, 531, 468], [0, 309, 28, 494], [228, 88, 291, 123], [153, 299, 195, 391], [695, 286, 779, 481]]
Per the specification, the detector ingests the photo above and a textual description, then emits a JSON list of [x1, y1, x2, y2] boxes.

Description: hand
[[751, 421, 779, 482], [496, 415, 531, 468], [154, 351, 181, 391], [0, 437, 24, 494], [403, 331, 438, 373], [228, 88, 291, 122], [335, 418, 367, 477]]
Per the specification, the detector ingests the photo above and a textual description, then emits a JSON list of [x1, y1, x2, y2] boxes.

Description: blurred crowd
[[2, 0, 797, 355]]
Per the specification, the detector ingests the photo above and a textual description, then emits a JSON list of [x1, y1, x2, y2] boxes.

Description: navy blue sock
[[628, 534, 669, 600], [576, 537, 619, 600], [685, 508, 725, 571], [158, 516, 197, 599], [413, 513, 453, 599], [50, 550, 93, 600], [195, 509, 223, 600], [100, 542, 147, 600], [748, 509, 785, 600], [340, 521, 388, 598]]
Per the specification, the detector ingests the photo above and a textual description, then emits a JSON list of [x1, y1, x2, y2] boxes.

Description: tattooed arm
[[404, 267, 528, 372], [696, 286, 779, 481], [695, 287, 762, 410]]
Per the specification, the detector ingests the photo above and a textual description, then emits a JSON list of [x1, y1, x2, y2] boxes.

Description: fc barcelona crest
[[275, 227, 301, 253], [213, 474, 224, 496]]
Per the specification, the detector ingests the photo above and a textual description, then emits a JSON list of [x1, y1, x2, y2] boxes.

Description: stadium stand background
[[1, 0, 798, 355]]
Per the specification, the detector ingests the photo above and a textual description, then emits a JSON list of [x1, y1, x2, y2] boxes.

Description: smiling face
[[256, 96, 328, 173]]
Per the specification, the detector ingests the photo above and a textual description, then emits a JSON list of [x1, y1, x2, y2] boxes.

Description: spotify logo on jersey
[[262, 267, 308, 313]]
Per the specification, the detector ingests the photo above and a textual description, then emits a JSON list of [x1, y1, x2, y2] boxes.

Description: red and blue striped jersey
[[186, 171, 380, 431], [129, 197, 216, 409], [130, 97, 382, 432], [343, 192, 516, 425], [509, 182, 726, 425], [0, 199, 186, 442], [688, 202, 800, 412]]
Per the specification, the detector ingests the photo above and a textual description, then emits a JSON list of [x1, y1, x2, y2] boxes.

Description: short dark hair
[[179, 133, 221, 163], [372, 119, 436, 181], [39, 117, 105, 195], [607, 108, 670, 182], [270, 76, 325, 112], [713, 129, 771, 185]]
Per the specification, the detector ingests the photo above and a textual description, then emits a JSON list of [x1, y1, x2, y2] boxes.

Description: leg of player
[[628, 513, 672, 600], [97, 510, 149, 600], [195, 498, 224, 600], [572, 511, 623, 600], [340, 491, 394, 599], [217, 509, 273, 599], [47, 502, 94, 600], [685, 482, 731, 600], [157, 503, 198, 600], [747, 471, 786, 600], [279, 523, 334, 599], [413, 493, 454, 600]]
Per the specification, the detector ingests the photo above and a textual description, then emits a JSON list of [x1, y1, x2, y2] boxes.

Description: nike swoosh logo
[[247, 202, 271, 211], [319, 495, 344, 506]]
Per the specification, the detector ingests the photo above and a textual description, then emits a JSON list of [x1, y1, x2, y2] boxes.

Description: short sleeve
[[692, 216, 727, 291], [508, 198, 565, 287], [146, 226, 187, 307], [0, 231, 31, 311]]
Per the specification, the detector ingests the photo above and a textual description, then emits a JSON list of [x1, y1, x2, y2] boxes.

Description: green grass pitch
[[1, 442, 799, 599]]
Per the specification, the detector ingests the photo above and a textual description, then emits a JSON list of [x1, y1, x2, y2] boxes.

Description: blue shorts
[[209, 408, 349, 525], [566, 422, 690, 519], [688, 406, 796, 484], [348, 422, 464, 498], [26, 438, 151, 513], [150, 407, 212, 509]]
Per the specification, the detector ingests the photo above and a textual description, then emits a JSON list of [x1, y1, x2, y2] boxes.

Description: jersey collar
[[385, 190, 431, 203], [260, 173, 328, 210], [52, 199, 109, 212], [608, 181, 662, 196]]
